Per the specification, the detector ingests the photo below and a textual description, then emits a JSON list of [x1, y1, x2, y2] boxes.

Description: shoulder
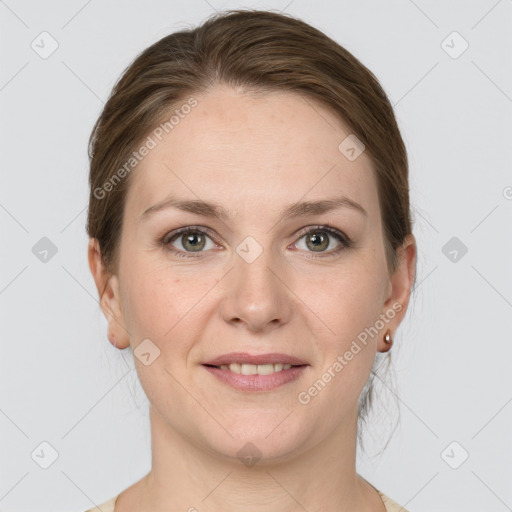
[[83, 494, 120, 512], [377, 490, 410, 512]]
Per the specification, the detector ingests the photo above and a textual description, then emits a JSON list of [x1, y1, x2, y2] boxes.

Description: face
[[90, 84, 414, 463]]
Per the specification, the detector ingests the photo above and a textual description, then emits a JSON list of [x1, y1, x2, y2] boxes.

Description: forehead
[[125, 85, 378, 219]]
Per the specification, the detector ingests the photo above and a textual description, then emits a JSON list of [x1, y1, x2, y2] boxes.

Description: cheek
[[296, 259, 386, 344], [119, 254, 185, 341], [120, 258, 218, 356]]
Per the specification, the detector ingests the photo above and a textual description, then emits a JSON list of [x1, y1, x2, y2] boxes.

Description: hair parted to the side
[[87, 8, 415, 452]]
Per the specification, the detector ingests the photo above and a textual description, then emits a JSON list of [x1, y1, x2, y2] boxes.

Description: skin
[[89, 84, 416, 512]]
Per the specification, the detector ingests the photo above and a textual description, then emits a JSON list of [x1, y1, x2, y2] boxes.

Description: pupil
[[184, 232, 204, 251], [307, 232, 328, 251]]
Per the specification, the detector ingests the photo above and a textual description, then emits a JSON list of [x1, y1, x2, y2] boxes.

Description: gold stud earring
[[381, 330, 393, 352]]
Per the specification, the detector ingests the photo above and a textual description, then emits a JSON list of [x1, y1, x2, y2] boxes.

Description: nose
[[219, 245, 293, 333]]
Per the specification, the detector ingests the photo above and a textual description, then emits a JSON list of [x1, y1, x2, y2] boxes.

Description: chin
[[201, 416, 310, 466]]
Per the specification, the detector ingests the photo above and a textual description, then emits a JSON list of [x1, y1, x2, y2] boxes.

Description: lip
[[203, 365, 308, 391], [203, 352, 308, 366]]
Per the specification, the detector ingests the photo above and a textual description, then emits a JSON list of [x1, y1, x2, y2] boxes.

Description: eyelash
[[159, 224, 352, 260]]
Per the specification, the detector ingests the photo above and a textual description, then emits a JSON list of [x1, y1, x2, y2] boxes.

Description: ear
[[88, 238, 130, 349], [377, 233, 417, 352]]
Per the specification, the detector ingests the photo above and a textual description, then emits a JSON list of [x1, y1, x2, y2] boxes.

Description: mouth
[[201, 353, 309, 391], [203, 362, 306, 375]]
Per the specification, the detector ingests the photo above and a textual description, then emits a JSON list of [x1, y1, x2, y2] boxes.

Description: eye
[[160, 224, 351, 260], [161, 227, 219, 258], [292, 226, 351, 258]]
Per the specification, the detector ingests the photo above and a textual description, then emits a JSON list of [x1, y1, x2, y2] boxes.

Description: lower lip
[[202, 365, 308, 391]]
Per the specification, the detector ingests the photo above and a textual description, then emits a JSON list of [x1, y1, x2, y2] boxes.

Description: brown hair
[[87, 8, 415, 448]]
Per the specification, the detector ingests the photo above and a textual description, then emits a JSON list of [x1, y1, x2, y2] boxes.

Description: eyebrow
[[140, 195, 367, 222]]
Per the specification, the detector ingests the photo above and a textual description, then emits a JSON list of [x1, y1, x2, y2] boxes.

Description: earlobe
[[378, 234, 417, 352], [380, 329, 393, 353], [87, 238, 131, 349], [103, 277, 131, 350]]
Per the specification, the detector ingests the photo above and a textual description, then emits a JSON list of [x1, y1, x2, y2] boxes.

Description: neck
[[127, 405, 382, 512]]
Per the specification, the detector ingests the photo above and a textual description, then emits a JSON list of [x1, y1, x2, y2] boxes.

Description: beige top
[[85, 490, 408, 511]]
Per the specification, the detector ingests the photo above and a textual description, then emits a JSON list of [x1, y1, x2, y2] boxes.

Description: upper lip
[[203, 352, 308, 366]]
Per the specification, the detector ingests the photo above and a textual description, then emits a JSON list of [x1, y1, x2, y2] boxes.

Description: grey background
[[1, 1, 511, 511]]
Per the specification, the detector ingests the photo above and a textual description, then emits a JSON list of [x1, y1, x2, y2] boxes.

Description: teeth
[[218, 363, 295, 374]]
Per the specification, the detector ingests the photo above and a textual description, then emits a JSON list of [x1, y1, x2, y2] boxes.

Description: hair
[[87, 8, 415, 452]]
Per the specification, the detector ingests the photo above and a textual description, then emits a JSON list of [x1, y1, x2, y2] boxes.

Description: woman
[[86, 8, 416, 512]]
